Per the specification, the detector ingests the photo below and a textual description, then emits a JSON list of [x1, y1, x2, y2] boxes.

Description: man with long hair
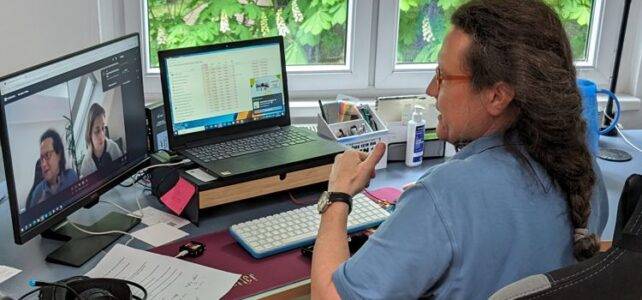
[[311, 0, 608, 298], [27, 129, 78, 208]]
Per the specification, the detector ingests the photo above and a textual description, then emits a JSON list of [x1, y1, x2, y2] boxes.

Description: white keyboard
[[230, 193, 390, 258]]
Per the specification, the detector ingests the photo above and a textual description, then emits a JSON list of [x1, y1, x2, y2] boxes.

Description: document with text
[[86, 244, 240, 299]]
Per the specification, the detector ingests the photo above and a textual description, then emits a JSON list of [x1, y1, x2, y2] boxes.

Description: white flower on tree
[[291, 0, 304, 23], [422, 17, 435, 43], [235, 13, 245, 24], [157, 27, 167, 45], [260, 12, 269, 36], [220, 11, 231, 33], [276, 8, 290, 36]]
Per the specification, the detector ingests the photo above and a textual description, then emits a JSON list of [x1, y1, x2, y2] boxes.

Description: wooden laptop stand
[[150, 156, 333, 224]]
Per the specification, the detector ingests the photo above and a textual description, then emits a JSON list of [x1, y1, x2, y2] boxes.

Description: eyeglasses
[[40, 150, 57, 162], [435, 66, 471, 90]]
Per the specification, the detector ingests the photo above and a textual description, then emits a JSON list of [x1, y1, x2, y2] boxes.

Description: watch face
[[317, 191, 330, 214]]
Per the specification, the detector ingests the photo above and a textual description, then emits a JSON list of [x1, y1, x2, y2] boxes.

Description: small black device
[[178, 241, 206, 258], [157, 36, 346, 178], [21, 276, 147, 300], [145, 100, 169, 153], [301, 232, 370, 259]]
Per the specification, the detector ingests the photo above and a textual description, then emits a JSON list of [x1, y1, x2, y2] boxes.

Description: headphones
[[19, 276, 147, 300]]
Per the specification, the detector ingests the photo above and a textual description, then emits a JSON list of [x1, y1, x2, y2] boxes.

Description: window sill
[[597, 94, 641, 112], [290, 93, 641, 123]]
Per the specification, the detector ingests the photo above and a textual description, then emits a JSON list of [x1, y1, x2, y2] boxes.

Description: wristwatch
[[317, 191, 352, 214]]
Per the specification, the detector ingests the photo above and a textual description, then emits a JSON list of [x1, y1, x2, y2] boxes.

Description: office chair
[[25, 159, 44, 209], [490, 174, 642, 300]]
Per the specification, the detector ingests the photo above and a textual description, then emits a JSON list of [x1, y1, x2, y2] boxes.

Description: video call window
[[5, 70, 127, 214], [0, 38, 148, 235]]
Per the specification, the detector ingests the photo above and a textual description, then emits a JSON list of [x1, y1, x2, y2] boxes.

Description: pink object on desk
[[160, 177, 196, 215], [365, 187, 403, 204], [150, 230, 310, 299]]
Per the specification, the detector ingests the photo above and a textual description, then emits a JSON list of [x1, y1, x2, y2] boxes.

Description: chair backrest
[[490, 174, 642, 300], [26, 159, 43, 208]]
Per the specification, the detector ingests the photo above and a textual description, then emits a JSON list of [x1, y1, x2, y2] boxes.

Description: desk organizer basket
[[316, 105, 389, 169]]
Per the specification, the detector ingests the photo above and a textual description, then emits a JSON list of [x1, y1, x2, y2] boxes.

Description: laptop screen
[[163, 42, 286, 136]]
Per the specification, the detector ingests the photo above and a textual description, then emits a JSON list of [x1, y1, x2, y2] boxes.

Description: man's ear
[[482, 82, 515, 117]]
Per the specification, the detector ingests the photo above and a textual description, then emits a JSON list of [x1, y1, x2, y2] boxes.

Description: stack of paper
[[87, 244, 240, 299]]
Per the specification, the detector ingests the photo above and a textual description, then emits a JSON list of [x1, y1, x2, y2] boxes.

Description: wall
[[0, 1, 101, 76]]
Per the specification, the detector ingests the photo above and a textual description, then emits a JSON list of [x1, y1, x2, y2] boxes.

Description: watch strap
[[328, 192, 352, 214]]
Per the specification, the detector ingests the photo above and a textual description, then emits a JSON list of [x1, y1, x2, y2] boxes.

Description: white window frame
[[374, 0, 623, 90], [123, 0, 373, 99]]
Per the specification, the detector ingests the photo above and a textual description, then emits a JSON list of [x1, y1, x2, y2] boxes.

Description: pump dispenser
[[405, 106, 426, 167]]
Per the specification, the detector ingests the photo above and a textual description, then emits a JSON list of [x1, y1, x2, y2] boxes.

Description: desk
[[0, 131, 640, 298]]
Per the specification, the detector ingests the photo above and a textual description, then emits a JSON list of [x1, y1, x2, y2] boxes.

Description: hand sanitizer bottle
[[405, 106, 425, 167]]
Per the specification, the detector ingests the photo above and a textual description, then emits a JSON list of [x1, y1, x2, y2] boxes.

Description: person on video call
[[27, 130, 79, 209], [311, 0, 609, 298], [79, 103, 123, 177]]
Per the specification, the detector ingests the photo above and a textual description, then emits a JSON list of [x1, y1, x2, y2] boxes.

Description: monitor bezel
[[0, 33, 149, 244], [158, 36, 291, 150]]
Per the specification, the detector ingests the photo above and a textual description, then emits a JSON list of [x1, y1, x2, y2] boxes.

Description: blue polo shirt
[[332, 134, 608, 299]]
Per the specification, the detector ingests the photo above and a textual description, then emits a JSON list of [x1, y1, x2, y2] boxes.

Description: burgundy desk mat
[[150, 230, 311, 299]]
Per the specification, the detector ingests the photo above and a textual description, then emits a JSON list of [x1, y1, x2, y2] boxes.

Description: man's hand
[[328, 143, 386, 196]]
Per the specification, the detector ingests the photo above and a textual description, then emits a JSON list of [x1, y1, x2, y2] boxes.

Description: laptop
[[158, 36, 346, 178]]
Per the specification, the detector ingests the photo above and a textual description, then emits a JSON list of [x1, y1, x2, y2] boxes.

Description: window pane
[[146, 0, 349, 69], [396, 0, 594, 64]]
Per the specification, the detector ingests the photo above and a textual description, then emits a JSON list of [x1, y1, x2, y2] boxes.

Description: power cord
[[99, 192, 145, 220], [67, 192, 148, 246], [66, 221, 137, 246], [604, 114, 642, 153], [175, 250, 189, 258], [120, 159, 191, 188]]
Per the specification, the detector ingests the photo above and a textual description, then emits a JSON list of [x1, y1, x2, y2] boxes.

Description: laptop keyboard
[[187, 129, 314, 163]]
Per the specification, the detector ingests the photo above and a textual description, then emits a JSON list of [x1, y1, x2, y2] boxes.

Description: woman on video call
[[79, 103, 123, 177]]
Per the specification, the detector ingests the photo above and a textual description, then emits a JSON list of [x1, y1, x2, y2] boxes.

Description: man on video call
[[26, 129, 78, 209]]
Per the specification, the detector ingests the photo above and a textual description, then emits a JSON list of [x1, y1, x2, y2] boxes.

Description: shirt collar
[[452, 132, 553, 192], [452, 133, 509, 160]]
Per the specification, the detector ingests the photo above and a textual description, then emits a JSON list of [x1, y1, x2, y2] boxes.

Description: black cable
[[603, 0, 632, 132], [17, 288, 41, 300], [19, 282, 83, 300]]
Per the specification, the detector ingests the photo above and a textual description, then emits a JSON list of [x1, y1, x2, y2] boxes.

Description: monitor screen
[[162, 42, 286, 136], [0, 34, 148, 242]]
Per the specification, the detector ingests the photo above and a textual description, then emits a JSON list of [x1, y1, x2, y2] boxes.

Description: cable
[[120, 159, 189, 188], [20, 281, 83, 300], [288, 192, 314, 206], [175, 250, 188, 258], [99, 191, 145, 220], [604, 113, 642, 153], [66, 221, 137, 246], [138, 159, 190, 175], [615, 125, 642, 152]]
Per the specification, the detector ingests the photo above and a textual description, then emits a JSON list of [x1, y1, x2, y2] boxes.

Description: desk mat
[[150, 229, 311, 299]]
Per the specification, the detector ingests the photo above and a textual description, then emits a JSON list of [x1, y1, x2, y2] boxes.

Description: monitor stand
[[41, 211, 140, 267]]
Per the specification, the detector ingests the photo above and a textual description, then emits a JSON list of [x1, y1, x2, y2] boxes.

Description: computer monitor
[[158, 36, 290, 149], [0, 33, 148, 266]]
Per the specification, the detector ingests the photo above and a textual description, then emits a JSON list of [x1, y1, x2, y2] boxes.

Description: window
[[121, 0, 625, 98], [395, 0, 596, 66], [145, 0, 350, 72]]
